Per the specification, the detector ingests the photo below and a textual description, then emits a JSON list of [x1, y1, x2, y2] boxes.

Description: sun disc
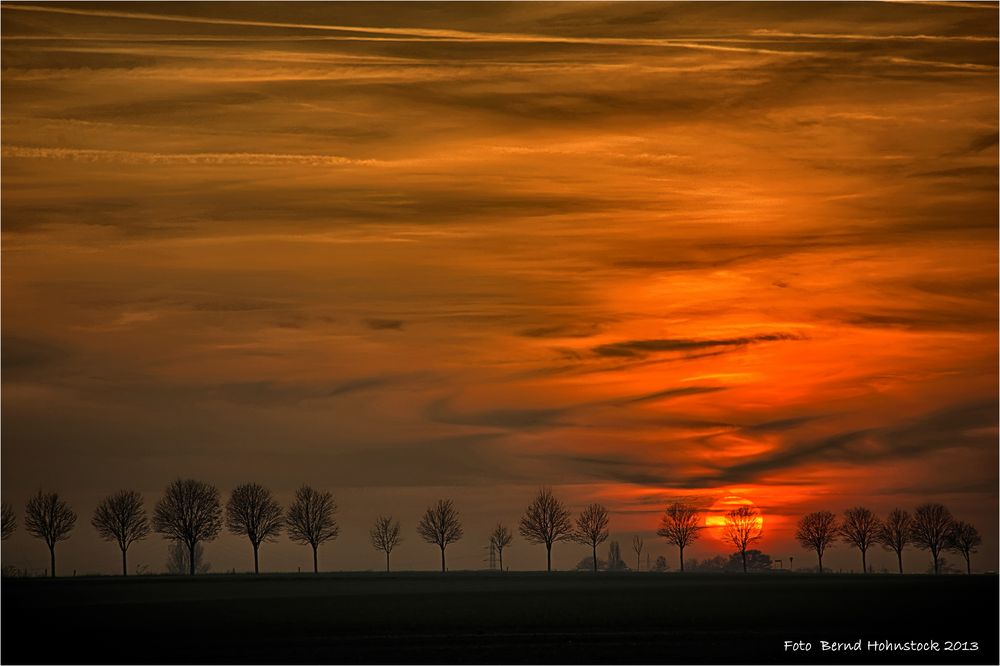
[[705, 495, 764, 541]]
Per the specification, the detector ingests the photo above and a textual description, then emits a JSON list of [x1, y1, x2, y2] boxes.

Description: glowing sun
[[705, 495, 764, 540]]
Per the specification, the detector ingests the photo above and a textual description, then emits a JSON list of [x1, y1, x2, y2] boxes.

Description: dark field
[[2, 572, 997, 664]]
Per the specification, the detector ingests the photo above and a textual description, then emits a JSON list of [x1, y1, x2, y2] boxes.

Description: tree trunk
[[50, 545, 56, 578], [741, 549, 747, 574], [546, 544, 552, 572], [312, 544, 319, 573], [499, 549, 503, 573], [679, 545, 684, 572], [897, 550, 903, 574], [636, 552, 640, 571], [964, 552, 971, 575], [121, 547, 128, 577], [932, 549, 940, 575], [189, 542, 196, 576], [385, 551, 390, 573], [592, 545, 597, 573], [861, 549, 867, 574], [440, 545, 446, 573], [818, 551, 824, 574], [253, 543, 260, 574]]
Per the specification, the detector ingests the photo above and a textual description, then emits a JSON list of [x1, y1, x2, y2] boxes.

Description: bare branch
[[226, 483, 283, 573], [152, 479, 222, 576], [92, 490, 150, 575], [93, 490, 150, 550], [286, 485, 339, 573], [24, 490, 77, 577], [911, 503, 954, 575], [370, 515, 402, 572], [489, 521, 513, 572], [632, 535, 644, 571], [417, 499, 463, 572], [839, 506, 881, 573], [572, 503, 609, 573], [656, 501, 704, 572], [2, 502, 16, 540], [573, 504, 610, 549], [876, 508, 913, 574], [519, 487, 573, 572], [795, 510, 838, 573], [946, 520, 981, 574], [490, 522, 513, 551], [723, 505, 762, 573], [25, 491, 77, 547]]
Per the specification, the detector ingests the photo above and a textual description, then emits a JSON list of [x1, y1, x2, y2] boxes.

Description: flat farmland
[[2, 572, 996, 664]]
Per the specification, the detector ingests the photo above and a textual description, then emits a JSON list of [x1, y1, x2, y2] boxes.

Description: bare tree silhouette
[[2, 502, 15, 540], [632, 535, 644, 571], [795, 511, 838, 573], [417, 499, 463, 572], [946, 521, 981, 574], [489, 522, 513, 572], [877, 508, 914, 574], [92, 490, 150, 576], [286, 485, 339, 573], [573, 503, 609, 573], [911, 503, 954, 575], [723, 505, 762, 573], [369, 515, 402, 572], [24, 491, 76, 577], [519, 487, 574, 572], [656, 501, 704, 572], [839, 507, 881, 573], [226, 483, 283, 574], [153, 479, 222, 576]]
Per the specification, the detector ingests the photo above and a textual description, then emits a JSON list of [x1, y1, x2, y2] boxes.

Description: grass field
[[2, 572, 996, 664]]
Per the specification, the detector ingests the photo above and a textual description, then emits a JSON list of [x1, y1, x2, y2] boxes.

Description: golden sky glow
[[2, 2, 997, 574], [704, 496, 761, 539]]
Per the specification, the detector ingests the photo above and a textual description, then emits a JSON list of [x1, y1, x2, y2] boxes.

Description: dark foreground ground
[[2, 572, 997, 664]]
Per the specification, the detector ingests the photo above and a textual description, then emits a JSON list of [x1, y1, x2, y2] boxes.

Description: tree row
[[0, 482, 983, 577]]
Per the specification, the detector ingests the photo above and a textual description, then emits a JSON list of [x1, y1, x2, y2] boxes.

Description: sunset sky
[[2, 1, 997, 575]]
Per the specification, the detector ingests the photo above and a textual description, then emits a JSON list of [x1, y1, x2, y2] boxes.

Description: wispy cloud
[[0, 3, 819, 56], [612, 386, 727, 406], [2, 146, 381, 167], [694, 400, 998, 486], [1, 0, 995, 572], [592, 333, 802, 359], [364, 318, 405, 331]]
